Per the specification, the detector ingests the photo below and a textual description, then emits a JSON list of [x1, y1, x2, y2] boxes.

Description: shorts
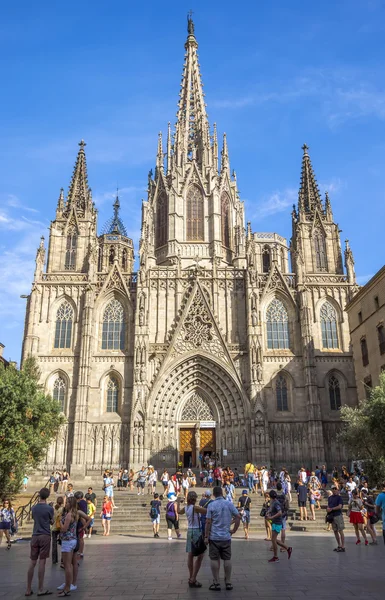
[[272, 523, 282, 534], [166, 518, 179, 530], [310, 499, 315, 505], [282, 517, 287, 531], [102, 515, 111, 520], [152, 515, 160, 525], [241, 510, 250, 524], [209, 539, 232, 561], [186, 528, 201, 553], [350, 511, 364, 525], [162, 481, 168, 487], [331, 515, 345, 532], [30, 534, 51, 560], [298, 501, 306, 508], [61, 539, 77, 553], [88, 519, 94, 528], [137, 481, 145, 489], [0, 522, 11, 530], [79, 529, 85, 539], [105, 490, 113, 497]]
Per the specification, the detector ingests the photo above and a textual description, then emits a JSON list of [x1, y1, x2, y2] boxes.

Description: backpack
[[166, 501, 176, 520], [149, 503, 158, 520], [277, 493, 287, 518]]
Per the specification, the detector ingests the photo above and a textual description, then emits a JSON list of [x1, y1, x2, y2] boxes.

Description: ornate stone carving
[[181, 393, 214, 421]]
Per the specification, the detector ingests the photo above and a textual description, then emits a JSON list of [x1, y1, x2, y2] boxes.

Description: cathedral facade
[[22, 18, 358, 475]]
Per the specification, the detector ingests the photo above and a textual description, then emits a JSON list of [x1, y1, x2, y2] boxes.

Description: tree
[[339, 372, 385, 486], [0, 357, 65, 497]]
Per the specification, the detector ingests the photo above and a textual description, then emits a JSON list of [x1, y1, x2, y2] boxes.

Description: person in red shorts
[[25, 488, 54, 597], [101, 495, 113, 536]]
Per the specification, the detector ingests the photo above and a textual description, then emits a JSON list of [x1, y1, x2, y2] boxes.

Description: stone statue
[[187, 11, 195, 35], [251, 309, 258, 327], [138, 426, 144, 447], [195, 426, 200, 447], [139, 309, 144, 326], [133, 426, 138, 447], [234, 431, 239, 449], [257, 363, 263, 382]]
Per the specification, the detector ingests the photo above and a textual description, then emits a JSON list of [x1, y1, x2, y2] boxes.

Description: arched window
[[221, 193, 231, 248], [102, 299, 125, 350], [314, 230, 327, 271], [361, 337, 369, 367], [54, 301, 73, 349], [262, 246, 271, 273], [156, 192, 168, 248], [106, 376, 118, 412], [64, 230, 77, 270], [52, 376, 66, 412], [266, 298, 290, 349], [280, 247, 286, 271], [276, 375, 288, 411], [109, 246, 115, 265], [186, 185, 204, 241], [122, 249, 127, 271], [329, 375, 341, 410], [320, 302, 339, 349]]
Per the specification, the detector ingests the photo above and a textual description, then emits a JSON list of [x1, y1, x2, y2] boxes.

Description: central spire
[[173, 14, 210, 170]]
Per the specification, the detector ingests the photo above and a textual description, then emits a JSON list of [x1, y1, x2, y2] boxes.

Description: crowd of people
[[1, 460, 384, 595]]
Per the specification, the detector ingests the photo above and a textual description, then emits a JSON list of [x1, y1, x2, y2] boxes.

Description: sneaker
[[356, 540, 361, 545], [365, 540, 369, 546], [57, 584, 77, 591], [336, 547, 345, 552], [268, 556, 279, 563], [287, 547, 293, 560], [168, 536, 172, 540]]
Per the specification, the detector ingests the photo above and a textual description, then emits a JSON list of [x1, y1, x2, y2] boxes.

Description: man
[[86, 496, 96, 538], [213, 465, 222, 488], [276, 482, 289, 548], [237, 489, 251, 539], [199, 490, 212, 535], [137, 466, 147, 496], [327, 485, 345, 552], [345, 476, 357, 501], [266, 490, 292, 563], [74, 491, 88, 558], [65, 483, 74, 498], [85, 486, 97, 507], [25, 488, 54, 597], [204, 486, 241, 591], [261, 466, 269, 493], [244, 460, 255, 492], [375, 481, 385, 545], [297, 480, 308, 521]]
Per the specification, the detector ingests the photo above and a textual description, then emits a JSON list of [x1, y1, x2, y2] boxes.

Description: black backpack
[[277, 493, 287, 518]]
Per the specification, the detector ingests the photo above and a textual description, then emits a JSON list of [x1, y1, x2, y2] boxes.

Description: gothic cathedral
[[22, 18, 358, 475]]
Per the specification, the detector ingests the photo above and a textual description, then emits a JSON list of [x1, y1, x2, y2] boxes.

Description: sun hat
[[168, 493, 177, 501], [204, 490, 212, 497], [242, 490, 248, 495]]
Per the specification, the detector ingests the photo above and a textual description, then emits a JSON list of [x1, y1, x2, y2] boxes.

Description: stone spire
[[174, 13, 210, 170], [102, 192, 127, 236], [156, 131, 164, 175], [344, 239, 356, 284], [56, 188, 65, 218], [298, 144, 323, 215], [220, 133, 230, 174], [325, 190, 333, 220], [166, 122, 172, 175], [65, 140, 91, 217]]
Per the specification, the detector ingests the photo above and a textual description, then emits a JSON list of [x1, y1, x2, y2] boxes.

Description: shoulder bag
[[191, 508, 207, 557]]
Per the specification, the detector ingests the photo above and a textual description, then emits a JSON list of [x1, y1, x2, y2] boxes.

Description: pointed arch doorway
[[178, 393, 216, 467]]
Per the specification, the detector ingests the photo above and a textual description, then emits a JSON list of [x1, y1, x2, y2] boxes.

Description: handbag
[[370, 514, 379, 525], [325, 513, 334, 523], [260, 506, 267, 517], [191, 508, 207, 557]]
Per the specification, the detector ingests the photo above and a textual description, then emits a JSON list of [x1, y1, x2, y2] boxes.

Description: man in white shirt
[[345, 477, 357, 500]]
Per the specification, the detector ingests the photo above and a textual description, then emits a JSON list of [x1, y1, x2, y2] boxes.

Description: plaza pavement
[[0, 531, 384, 600]]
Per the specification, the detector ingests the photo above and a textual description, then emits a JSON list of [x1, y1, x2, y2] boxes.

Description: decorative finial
[[302, 143, 309, 155], [78, 139, 86, 149], [187, 10, 195, 35], [40, 235, 45, 248], [114, 189, 120, 214]]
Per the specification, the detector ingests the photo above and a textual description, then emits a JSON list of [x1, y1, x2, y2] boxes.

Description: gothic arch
[[323, 369, 347, 411], [186, 184, 204, 241], [49, 294, 77, 324], [94, 291, 131, 353], [220, 192, 231, 248], [46, 370, 70, 414], [99, 370, 123, 418], [178, 390, 217, 422]]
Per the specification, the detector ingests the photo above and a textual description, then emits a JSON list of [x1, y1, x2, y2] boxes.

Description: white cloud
[[6, 194, 39, 213], [252, 188, 297, 219], [318, 178, 345, 195]]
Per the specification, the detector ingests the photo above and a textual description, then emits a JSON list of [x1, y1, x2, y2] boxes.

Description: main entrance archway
[[179, 393, 216, 467]]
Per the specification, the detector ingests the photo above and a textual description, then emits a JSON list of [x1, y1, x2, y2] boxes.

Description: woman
[[182, 474, 190, 500], [58, 497, 90, 597], [308, 488, 316, 521], [61, 470, 69, 493], [0, 499, 16, 549], [49, 471, 56, 496], [122, 469, 129, 489], [52, 496, 64, 564], [348, 490, 368, 545], [100, 495, 113, 536], [238, 490, 251, 539], [148, 468, 157, 495], [104, 471, 117, 508], [117, 469, 123, 492], [262, 492, 272, 541], [362, 491, 378, 545], [165, 493, 181, 540], [178, 490, 207, 588], [128, 469, 135, 492], [284, 471, 292, 502], [161, 469, 169, 492]]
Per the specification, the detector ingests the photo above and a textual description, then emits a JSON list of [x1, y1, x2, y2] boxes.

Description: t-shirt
[[78, 499, 87, 514], [150, 500, 161, 515], [32, 502, 54, 536], [85, 492, 96, 504], [328, 494, 343, 516], [297, 485, 308, 502], [87, 502, 96, 517], [269, 499, 283, 525], [276, 492, 287, 517], [102, 501, 113, 517], [206, 496, 240, 541], [375, 491, 385, 529], [245, 463, 254, 475], [346, 481, 356, 492], [238, 496, 251, 510]]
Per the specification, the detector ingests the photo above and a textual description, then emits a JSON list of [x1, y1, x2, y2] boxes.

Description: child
[[207, 470, 213, 487], [87, 497, 96, 538]]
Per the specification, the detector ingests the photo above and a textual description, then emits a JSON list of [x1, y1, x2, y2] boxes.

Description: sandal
[[25, 593, 33, 597], [37, 592, 52, 597], [225, 583, 233, 590], [209, 583, 221, 591], [189, 581, 202, 588], [57, 593, 71, 597]]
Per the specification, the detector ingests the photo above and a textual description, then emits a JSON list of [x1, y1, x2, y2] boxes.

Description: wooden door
[[179, 428, 195, 464], [200, 428, 215, 454]]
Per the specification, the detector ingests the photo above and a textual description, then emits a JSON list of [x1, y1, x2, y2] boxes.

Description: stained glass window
[[54, 301, 73, 349], [221, 193, 231, 248], [102, 299, 125, 350], [329, 375, 341, 410], [156, 192, 168, 248], [186, 186, 204, 241], [64, 230, 77, 270], [106, 376, 118, 412], [276, 375, 288, 411], [266, 299, 290, 350], [320, 302, 339, 349], [53, 376, 66, 412], [314, 231, 327, 271]]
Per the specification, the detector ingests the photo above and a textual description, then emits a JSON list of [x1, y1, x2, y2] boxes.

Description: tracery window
[[320, 302, 339, 349], [266, 298, 290, 350], [102, 299, 125, 350], [314, 230, 327, 271], [262, 246, 271, 273], [53, 376, 66, 412], [221, 193, 231, 248], [181, 393, 214, 421], [156, 192, 168, 248], [186, 185, 204, 241], [106, 376, 118, 412], [54, 301, 73, 349], [276, 374, 288, 411], [64, 230, 77, 271], [329, 375, 341, 410]]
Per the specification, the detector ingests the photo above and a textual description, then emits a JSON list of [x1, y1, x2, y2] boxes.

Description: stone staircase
[[16, 474, 349, 537]]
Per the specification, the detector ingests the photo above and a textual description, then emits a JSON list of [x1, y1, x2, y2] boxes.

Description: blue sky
[[1, 0, 385, 363]]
